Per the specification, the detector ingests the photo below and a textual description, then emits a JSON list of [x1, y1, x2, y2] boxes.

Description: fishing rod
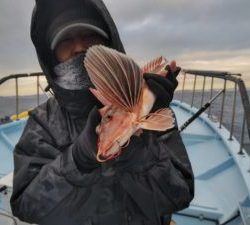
[[179, 89, 224, 132], [158, 89, 224, 141]]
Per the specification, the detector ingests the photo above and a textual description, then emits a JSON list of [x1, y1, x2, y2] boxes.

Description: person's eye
[[57, 39, 73, 51], [61, 38, 72, 44]]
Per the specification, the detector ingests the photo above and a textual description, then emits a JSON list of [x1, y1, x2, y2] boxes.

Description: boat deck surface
[[0, 100, 250, 225]]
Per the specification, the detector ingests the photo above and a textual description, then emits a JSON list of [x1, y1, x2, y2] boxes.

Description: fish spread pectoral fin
[[85, 45, 143, 111], [142, 56, 168, 76], [89, 88, 111, 106], [139, 108, 175, 131]]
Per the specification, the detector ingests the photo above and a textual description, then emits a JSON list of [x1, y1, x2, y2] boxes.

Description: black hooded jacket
[[10, 0, 194, 224]]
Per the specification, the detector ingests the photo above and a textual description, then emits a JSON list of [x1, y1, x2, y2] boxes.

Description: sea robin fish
[[84, 45, 175, 162]]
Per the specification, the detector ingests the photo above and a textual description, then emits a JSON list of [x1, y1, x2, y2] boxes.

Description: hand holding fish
[[84, 45, 176, 162], [72, 106, 101, 171], [144, 62, 181, 112]]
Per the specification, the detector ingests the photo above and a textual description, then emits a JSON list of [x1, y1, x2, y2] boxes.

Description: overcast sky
[[0, 0, 250, 85]]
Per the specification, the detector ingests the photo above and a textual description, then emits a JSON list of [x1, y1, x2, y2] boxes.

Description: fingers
[[144, 59, 180, 90], [143, 59, 181, 111], [170, 60, 177, 71], [167, 60, 181, 74], [144, 73, 175, 92], [165, 65, 180, 89], [166, 65, 181, 77]]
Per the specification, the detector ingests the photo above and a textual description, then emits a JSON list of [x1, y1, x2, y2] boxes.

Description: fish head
[[96, 106, 138, 162]]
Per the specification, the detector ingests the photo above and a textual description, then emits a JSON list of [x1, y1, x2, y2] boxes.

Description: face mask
[[53, 53, 91, 90]]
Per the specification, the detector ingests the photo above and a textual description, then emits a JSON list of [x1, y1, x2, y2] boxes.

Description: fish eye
[[103, 109, 113, 122], [103, 113, 113, 122], [107, 115, 113, 120]]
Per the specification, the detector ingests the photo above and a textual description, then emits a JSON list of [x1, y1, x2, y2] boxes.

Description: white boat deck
[[0, 100, 250, 225]]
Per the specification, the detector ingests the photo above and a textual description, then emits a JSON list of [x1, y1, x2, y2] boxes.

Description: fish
[[84, 45, 175, 162]]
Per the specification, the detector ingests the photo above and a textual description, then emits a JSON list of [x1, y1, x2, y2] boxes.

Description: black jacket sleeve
[[10, 108, 101, 223]]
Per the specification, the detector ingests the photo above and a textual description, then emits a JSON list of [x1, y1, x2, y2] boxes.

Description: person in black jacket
[[10, 0, 194, 225]]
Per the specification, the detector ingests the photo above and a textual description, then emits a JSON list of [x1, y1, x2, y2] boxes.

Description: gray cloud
[[0, 0, 250, 82], [0, 0, 39, 76], [106, 0, 250, 59]]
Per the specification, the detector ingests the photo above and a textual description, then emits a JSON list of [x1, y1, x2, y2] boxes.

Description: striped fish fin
[[142, 56, 168, 76], [85, 45, 143, 111], [139, 108, 175, 131]]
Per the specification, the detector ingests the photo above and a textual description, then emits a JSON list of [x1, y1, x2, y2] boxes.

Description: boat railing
[[1, 70, 250, 155], [0, 72, 50, 121], [175, 69, 250, 155]]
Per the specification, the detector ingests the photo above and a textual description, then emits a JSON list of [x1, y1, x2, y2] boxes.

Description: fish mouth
[[97, 139, 130, 162], [97, 151, 121, 162]]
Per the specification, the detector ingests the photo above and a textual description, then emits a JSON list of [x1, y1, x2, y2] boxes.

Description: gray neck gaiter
[[53, 53, 91, 90]]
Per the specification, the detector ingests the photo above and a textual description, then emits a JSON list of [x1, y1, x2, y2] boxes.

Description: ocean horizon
[[1, 89, 250, 145]]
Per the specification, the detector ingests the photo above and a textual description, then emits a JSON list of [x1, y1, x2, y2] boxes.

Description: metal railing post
[[191, 75, 197, 108], [229, 83, 237, 140], [201, 76, 206, 108], [219, 79, 227, 128], [208, 77, 214, 117], [181, 72, 186, 103], [239, 114, 246, 154], [15, 77, 19, 120]]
